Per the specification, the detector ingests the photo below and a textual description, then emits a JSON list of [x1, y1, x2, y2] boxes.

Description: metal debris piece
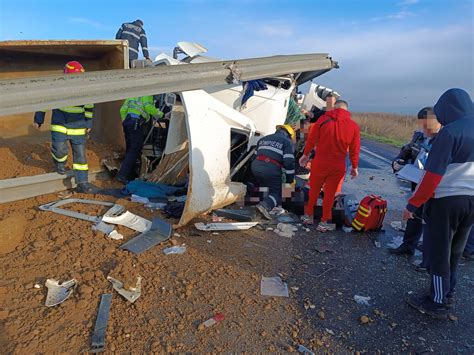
[[44, 279, 77, 307], [108, 230, 124, 240], [390, 221, 406, 232], [107, 276, 141, 303], [92, 221, 115, 235], [194, 222, 259, 231], [298, 344, 315, 355], [260, 276, 289, 297], [90, 294, 112, 353], [102, 211, 151, 232], [119, 218, 172, 254], [163, 246, 187, 255], [214, 208, 256, 222]]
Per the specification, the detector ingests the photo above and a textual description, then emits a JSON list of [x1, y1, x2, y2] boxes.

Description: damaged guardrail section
[[0, 53, 337, 116]]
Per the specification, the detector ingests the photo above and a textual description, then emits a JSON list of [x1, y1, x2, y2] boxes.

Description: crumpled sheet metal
[[107, 276, 141, 303], [194, 222, 259, 231], [45, 279, 77, 307]]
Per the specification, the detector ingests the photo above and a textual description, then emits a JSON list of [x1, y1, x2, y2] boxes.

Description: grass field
[[351, 112, 418, 148]]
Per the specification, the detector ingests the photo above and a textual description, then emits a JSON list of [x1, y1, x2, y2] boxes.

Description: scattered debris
[[325, 328, 335, 335], [260, 276, 289, 297], [390, 221, 406, 232], [108, 230, 124, 240], [214, 208, 256, 222], [354, 295, 371, 306], [342, 226, 353, 233], [194, 222, 259, 231], [318, 311, 326, 320], [212, 214, 224, 222], [212, 232, 220, 236], [276, 213, 301, 223], [58, 191, 72, 199], [119, 218, 171, 254], [173, 232, 181, 238], [45, 279, 77, 307], [269, 206, 286, 216], [374, 240, 381, 248], [448, 314, 458, 322], [298, 344, 315, 355], [33, 284, 41, 289], [198, 312, 225, 330], [144, 202, 167, 209], [387, 236, 404, 249], [273, 223, 298, 238], [163, 246, 187, 255], [359, 315, 370, 324], [290, 286, 300, 292], [102, 211, 151, 233], [107, 276, 141, 303], [90, 294, 113, 353]]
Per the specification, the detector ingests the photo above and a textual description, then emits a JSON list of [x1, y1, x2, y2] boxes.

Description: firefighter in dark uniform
[[34, 61, 97, 194], [251, 125, 296, 219], [115, 19, 150, 66]]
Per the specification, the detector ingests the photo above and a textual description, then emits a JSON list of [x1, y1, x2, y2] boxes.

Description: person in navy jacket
[[404, 88, 474, 319]]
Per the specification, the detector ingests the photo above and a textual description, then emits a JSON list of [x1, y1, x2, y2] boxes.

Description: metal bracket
[[90, 294, 113, 353]]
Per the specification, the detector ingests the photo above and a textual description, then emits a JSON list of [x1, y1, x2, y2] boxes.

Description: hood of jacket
[[325, 108, 351, 122], [434, 88, 473, 126]]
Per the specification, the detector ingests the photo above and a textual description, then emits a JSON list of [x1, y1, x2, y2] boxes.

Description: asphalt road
[[291, 138, 474, 353]]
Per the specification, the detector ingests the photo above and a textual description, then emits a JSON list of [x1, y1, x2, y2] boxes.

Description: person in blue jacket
[[34, 61, 97, 194], [116, 19, 150, 65]]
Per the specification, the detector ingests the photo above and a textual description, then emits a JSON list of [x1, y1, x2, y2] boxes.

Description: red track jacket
[[303, 108, 360, 169]]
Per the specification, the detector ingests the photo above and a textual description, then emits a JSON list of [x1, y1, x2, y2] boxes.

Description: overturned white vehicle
[[144, 42, 339, 227]]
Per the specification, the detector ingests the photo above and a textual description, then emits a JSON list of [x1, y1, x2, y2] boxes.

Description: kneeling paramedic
[[117, 96, 163, 183], [251, 125, 296, 220], [34, 61, 97, 194]]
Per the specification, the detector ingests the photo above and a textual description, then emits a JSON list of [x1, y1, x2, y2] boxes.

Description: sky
[[0, 0, 473, 113]]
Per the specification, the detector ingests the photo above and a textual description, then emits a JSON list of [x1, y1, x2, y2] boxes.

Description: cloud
[[69, 17, 114, 31], [370, 10, 414, 22]]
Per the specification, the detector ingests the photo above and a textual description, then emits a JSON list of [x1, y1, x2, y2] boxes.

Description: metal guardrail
[[0, 53, 337, 116]]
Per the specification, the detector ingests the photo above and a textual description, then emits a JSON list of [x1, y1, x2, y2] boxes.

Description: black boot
[[75, 182, 99, 194], [388, 243, 414, 256], [406, 295, 448, 320], [256, 203, 272, 220]]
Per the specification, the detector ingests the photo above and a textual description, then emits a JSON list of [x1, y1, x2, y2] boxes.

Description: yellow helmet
[[276, 124, 296, 140]]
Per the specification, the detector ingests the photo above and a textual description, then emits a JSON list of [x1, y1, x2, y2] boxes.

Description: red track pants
[[305, 160, 346, 222]]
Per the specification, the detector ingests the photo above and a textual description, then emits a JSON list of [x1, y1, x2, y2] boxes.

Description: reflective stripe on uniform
[[84, 104, 94, 109], [129, 47, 139, 53], [73, 163, 88, 171], [51, 125, 86, 136], [51, 152, 68, 162], [84, 111, 93, 118], [59, 106, 85, 114], [122, 30, 140, 39]]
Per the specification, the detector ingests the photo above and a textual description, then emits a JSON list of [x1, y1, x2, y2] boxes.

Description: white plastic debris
[[194, 222, 259, 231], [107, 276, 141, 303], [103, 211, 152, 232], [173, 233, 181, 238], [273, 223, 298, 238], [390, 221, 406, 232], [131, 194, 150, 204], [353, 295, 371, 306], [260, 276, 289, 297], [45, 279, 77, 307], [374, 241, 381, 248], [34, 284, 41, 289], [325, 328, 335, 335], [387, 236, 404, 249], [342, 226, 353, 233], [144, 202, 167, 209], [163, 246, 187, 255], [108, 230, 124, 240]]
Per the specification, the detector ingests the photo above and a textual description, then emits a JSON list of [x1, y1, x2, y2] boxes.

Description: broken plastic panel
[[260, 276, 289, 297], [107, 276, 141, 303], [45, 279, 77, 307], [102, 211, 151, 233], [194, 222, 259, 231], [119, 217, 172, 254]]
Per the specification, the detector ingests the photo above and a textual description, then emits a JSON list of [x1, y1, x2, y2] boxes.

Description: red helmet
[[64, 61, 85, 74]]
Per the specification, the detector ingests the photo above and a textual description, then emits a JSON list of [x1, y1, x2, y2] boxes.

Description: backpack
[[333, 194, 359, 226], [352, 195, 387, 232]]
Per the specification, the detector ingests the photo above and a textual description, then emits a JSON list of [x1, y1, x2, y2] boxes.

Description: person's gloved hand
[[392, 159, 405, 172]]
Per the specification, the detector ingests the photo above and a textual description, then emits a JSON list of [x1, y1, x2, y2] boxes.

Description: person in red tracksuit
[[299, 100, 361, 232]]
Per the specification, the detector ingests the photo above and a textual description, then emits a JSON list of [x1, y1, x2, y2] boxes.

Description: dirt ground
[[0, 139, 115, 179], [0, 184, 303, 353]]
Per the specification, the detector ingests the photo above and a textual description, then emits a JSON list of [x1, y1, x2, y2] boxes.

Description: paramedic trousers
[[423, 195, 474, 304], [251, 159, 282, 211], [51, 132, 88, 184], [118, 115, 145, 181], [305, 160, 345, 222]]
